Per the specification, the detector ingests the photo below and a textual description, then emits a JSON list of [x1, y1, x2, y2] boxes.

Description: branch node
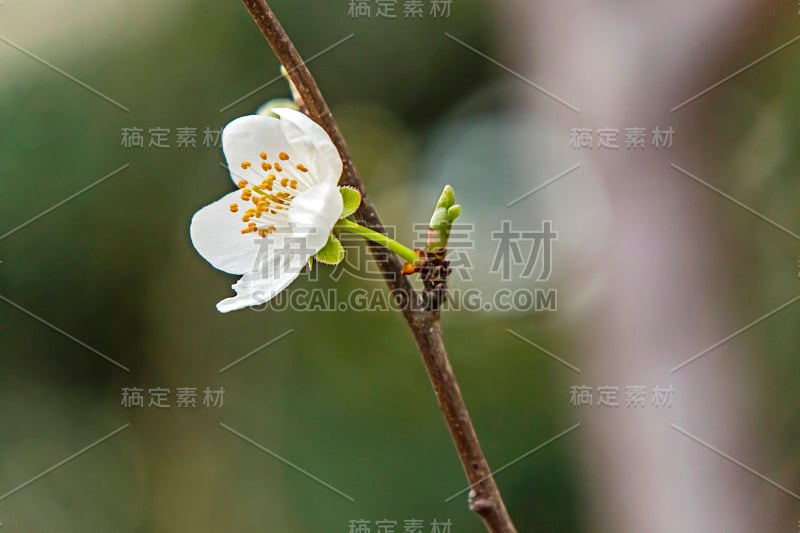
[[469, 490, 497, 513]]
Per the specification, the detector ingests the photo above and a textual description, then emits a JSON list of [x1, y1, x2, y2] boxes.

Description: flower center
[[228, 151, 311, 238]]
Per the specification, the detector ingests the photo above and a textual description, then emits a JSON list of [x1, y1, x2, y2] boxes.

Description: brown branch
[[240, 2, 518, 531]]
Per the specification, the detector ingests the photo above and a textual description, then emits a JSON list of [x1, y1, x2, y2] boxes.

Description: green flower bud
[[256, 98, 298, 117], [446, 204, 461, 222], [436, 184, 456, 210], [427, 186, 459, 255]]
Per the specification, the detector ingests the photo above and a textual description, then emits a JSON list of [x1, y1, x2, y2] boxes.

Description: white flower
[[190, 108, 343, 313]]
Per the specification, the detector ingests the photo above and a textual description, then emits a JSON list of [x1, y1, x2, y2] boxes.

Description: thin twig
[[240, 2, 518, 531]]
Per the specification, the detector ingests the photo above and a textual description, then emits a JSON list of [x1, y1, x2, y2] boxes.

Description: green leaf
[[339, 186, 362, 219], [315, 235, 345, 265]]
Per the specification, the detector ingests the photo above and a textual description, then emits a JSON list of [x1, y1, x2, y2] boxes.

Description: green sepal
[[315, 235, 345, 265], [339, 186, 362, 219]]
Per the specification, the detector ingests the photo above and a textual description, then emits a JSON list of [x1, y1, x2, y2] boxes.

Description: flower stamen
[[257, 225, 277, 238], [233, 151, 313, 234]]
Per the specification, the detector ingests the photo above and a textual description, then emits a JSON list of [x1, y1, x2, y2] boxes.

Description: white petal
[[274, 108, 343, 186], [216, 225, 317, 312], [287, 181, 343, 252], [190, 190, 269, 275], [221, 115, 294, 187], [216, 267, 303, 313]]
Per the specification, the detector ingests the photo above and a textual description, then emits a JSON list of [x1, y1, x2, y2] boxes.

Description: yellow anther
[[279, 152, 289, 160], [261, 162, 272, 171], [258, 228, 268, 238], [280, 177, 289, 187], [242, 215, 251, 223], [296, 164, 308, 173], [241, 227, 253, 234], [274, 162, 283, 172], [248, 221, 257, 228], [241, 161, 252, 169], [237, 179, 248, 189], [289, 179, 297, 189], [229, 203, 239, 213], [260, 152, 267, 160]]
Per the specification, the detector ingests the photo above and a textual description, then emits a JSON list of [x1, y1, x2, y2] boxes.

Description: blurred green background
[[1, 1, 799, 532]]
